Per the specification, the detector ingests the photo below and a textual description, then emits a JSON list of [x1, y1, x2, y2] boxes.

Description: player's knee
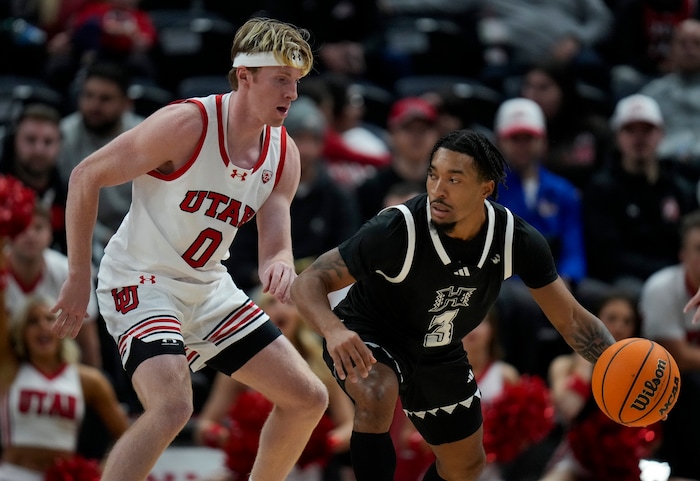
[[439, 449, 486, 481], [307, 377, 330, 416], [281, 373, 328, 419], [351, 376, 398, 414]]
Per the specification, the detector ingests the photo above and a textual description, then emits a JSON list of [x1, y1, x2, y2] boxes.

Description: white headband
[[232, 51, 304, 69]]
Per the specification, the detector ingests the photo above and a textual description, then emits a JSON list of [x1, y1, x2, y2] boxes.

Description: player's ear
[[481, 180, 495, 199]]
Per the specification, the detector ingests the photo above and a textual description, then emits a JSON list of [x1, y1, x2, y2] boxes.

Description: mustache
[[430, 199, 451, 209]]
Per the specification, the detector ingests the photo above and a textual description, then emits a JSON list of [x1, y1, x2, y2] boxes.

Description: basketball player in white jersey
[[50, 17, 329, 481]]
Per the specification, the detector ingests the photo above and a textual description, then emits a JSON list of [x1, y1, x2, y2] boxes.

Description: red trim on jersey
[[251, 126, 272, 174], [216, 95, 230, 167], [207, 301, 263, 344], [8, 267, 43, 294], [117, 317, 181, 356], [29, 362, 69, 380], [274, 127, 288, 188], [148, 98, 209, 181]]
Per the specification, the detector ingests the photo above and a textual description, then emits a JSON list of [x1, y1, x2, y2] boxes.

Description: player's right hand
[[325, 328, 376, 383], [51, 278, 90, 339]]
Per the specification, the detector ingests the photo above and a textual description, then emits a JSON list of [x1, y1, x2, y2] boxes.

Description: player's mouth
[[430, 201, 451, 219]]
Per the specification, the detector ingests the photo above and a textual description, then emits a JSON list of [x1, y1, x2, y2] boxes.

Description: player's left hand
[[260, 261, 296, 304]]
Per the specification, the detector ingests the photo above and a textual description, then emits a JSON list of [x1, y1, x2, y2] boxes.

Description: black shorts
[[323, 336, 482, 446], [124, 319, 281, 377]]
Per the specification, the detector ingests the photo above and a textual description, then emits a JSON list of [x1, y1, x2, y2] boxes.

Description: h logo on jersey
[[262, 169, 272, 184], [231, 169, 247, 181], [429, 286, 476, 312], [111, 286, 139, 314]]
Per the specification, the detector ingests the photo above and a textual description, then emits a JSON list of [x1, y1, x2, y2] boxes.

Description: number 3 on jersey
[[424, 309, 457, 347]]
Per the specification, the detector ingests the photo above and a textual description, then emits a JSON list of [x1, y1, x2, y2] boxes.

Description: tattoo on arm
[[311, 250, 349, 287], [571, 321, 615, 364]]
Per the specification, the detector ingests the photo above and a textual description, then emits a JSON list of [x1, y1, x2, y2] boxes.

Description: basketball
[[591, 337, 681, 427]]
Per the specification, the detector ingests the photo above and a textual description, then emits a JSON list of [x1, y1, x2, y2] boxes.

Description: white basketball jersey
[[5, 249, 98, 321], [1, 363, 85, 451], [102, 93, 288, 283]]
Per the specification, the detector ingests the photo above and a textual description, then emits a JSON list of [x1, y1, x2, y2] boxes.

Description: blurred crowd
[[2, 0, 700, 480]]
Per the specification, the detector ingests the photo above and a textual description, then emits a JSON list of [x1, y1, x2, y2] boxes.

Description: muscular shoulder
[[339, 207, 408, 280], [511, 213, 559, 287]]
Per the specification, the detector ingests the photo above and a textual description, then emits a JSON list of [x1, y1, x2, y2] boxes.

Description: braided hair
[[429, 130, 509, 200]]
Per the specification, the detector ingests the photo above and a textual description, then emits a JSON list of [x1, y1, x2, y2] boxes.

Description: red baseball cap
[[388, 97, 438, 128]]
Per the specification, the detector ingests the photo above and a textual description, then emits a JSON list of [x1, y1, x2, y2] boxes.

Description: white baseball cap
[[495, 98, 546, 137], [610, 94, 664, 130]]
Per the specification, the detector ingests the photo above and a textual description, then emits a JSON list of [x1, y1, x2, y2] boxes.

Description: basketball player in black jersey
[[291, 129, 617, 481]]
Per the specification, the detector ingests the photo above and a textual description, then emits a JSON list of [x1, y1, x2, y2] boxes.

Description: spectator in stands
[[355, 96, 439, 222], [520, 59, 613, 190], [0, 103, 68, 253], [475, 0, 614, 89], [301, 74, 391, 190], [639, 18, 700, 164], [582, 93, 698, 300], [57, 60, 144, 267], [5, 204, 101, 369], [0, 294, 129, 480], [608, 0, 700, 99], [640, 209, 700, 481], [493, 98, 586, 378], [46, 0, 157, 93], [194, 291, 355, 481]]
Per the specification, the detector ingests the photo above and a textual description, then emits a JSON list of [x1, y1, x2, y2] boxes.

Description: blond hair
[[10, 295, 81, 364], [228, 17, 313, 90]]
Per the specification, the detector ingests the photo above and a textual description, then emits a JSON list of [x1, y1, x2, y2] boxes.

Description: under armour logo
[[139, 275, 156, 284], [111, 286, 139, 314], [490, 254, 501, 265], [231, 169, 247, 181]]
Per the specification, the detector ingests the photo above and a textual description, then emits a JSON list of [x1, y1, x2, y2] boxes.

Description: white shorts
[[97, 258, 272, 373], [0, 464, 43, 481]]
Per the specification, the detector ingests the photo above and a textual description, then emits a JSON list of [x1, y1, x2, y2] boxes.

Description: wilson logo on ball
[[629, 358, 666, 412]]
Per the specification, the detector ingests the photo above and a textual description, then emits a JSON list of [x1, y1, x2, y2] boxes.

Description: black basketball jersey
[[335, 193, 558, 362]]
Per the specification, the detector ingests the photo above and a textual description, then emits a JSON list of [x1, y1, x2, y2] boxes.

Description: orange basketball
[[592, 337, 681, 427]]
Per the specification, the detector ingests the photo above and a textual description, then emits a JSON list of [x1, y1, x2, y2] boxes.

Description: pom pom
[[0, 174, 36, 239], [482, 375, 555, 463], [45, 455, 101, 481], [223, 390, 336, 478], [567, 409, 661, 481]]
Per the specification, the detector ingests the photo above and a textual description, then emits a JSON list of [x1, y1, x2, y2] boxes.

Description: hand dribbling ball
[[592, 338, 680, 427]]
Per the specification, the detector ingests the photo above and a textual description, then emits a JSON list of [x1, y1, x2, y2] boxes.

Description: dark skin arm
[[530, 277, 615, 364], [291, 248, 376, 383]]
